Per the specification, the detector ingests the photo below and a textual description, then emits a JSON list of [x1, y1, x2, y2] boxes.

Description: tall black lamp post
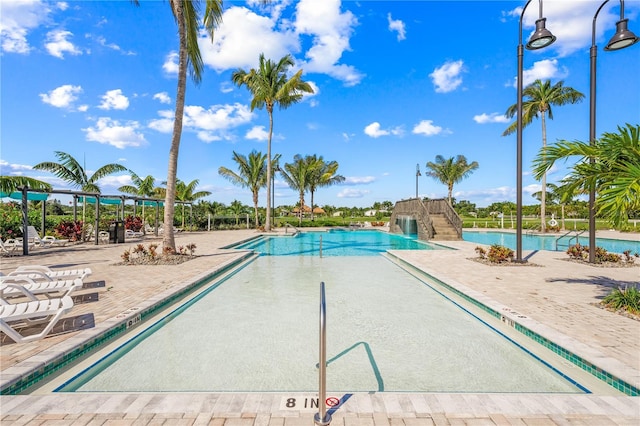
[[515, 0, 556, 262], [588, 0, 639, 263], [416, 163, 421, 199]]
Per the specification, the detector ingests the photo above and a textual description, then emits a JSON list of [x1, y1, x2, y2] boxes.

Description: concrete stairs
[[430, 213, 461, 240]]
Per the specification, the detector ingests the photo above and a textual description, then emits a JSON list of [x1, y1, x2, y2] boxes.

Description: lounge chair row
[[0, 265, 97, 344]]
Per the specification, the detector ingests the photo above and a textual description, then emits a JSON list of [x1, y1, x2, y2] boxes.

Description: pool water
[[463, 230, 640, 254], [59, 255, 587, 393], [234, 229, 437, 256]]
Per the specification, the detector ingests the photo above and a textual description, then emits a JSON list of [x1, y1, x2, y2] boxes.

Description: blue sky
[[1, 0, 639, 209]]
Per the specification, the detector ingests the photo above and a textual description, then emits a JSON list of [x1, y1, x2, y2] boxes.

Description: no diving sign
[[279, 395, 344, 412]]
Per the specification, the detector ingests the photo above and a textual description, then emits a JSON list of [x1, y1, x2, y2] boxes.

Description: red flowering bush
[[124, 215, 143, 232], [54, 220, 84, 241]]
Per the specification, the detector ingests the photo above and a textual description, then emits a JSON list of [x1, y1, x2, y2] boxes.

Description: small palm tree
[[503, 79, 585, 232], [306, 155, 345, 221], [231, 53, 314, 232], [424, 155, 479, 205], [280, 155, 313, 226], [119, 172, 160, 227], [218, 150, 272, 228], [175, 179, 211, 228], [533, 123, 640, 228], [228, 199, 246, 226], [33, 151, 127, 222]]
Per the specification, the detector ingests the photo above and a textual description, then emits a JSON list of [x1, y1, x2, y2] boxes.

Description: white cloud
[[162, 51, 179, 75], [473, 113, 509, 124], [220, 82, 234, 94], [387, 13, 406, 41], [337, 188, 370, 198], [364, 122, 389, 138], [45, 29, 82, 58], [149, 103, 255, 142], [98, 174, 132, 188], [98, 89, 129, 110], [153, 92, 171, 104], [412, 120, 446, 136], [517, 59, 569, 87], [40, 84, 82, 109], [295, 0, 364, 86], [429, 60, 465, 93], [199, 6, 298, 72], [0, 0, 52, 54], [246, 126, 269, 141], [83, 117, 147, 149], [344, 176, 375, 185], [0, 160, 33, 175]]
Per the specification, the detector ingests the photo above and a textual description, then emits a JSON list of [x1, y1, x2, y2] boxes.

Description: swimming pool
[[463, 230, 640, 254], [49, 234, 608, 394], [234, 229, 438, 256]]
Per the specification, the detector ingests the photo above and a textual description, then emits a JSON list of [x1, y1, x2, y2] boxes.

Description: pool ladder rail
[[315, 281, 331, 426], [555, 230, 586, 251]]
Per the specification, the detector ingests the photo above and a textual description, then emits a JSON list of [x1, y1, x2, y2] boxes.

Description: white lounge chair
[[42, 235, 69, 247], [25, 226, 53, 248], [0, 292, 74, 343], [1, 240, 18, 256], [125, 229, 143, 239], [6, 265, 92, 281], [0, 277, 83, 303]]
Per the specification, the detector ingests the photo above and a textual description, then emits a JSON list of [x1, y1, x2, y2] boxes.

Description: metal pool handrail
[[555, 229, 586, 251], [314, 282, 331, 426], [284, 223, 300, 235]]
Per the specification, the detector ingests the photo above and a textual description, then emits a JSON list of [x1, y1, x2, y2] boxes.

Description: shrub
[[487, 244, 514, 263], [54, 220, 84, 241], [475, 246, 487, 259], [0, 202, 23, 240], [124, 215, 143, 232], [602, 286, 640, 314]]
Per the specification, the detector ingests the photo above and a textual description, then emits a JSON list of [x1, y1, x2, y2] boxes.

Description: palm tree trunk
[[299, 192, 304, 226], [540, 113, 547, 233], [163, 0, 187, 251], [310, 190, 315, 221], [253, 191, 259, 228], [265, 109, 273, 232], [447, 184, 453, 205]]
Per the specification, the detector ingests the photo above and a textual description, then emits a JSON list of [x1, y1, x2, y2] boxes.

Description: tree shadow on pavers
[[546, 276, 639, 299]]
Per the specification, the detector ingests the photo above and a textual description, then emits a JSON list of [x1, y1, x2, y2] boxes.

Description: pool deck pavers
[[1, 228, 639, 425]]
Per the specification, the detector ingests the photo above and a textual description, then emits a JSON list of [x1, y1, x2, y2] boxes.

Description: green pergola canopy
[[136, 200, 164, 207], [0, 191, 49, 201], [77, 196, 122, 205]]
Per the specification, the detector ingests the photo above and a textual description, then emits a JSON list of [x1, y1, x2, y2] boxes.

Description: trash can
[[109, 221, 125, 243]]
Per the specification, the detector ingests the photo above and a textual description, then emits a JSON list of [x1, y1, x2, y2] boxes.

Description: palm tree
[[228, 199, 246, 226], [503, 79, 584, 232], [33, 151, 127, 222], [231, 53, 314, 232], [424, 155, 479, 205], [280, 154, 313, 226], [306, 155, 345, 221], [532, 182, 569, 230], [533, 123, 640, 228], [118, 172, 160, 228], [0, 176, 52, 194], [130, 0, 222, 251], [175, 179, 212, 228], [218, 150, 272, 228]]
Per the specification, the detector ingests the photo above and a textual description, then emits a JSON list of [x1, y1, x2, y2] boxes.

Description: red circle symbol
[[325, 397, 340, 407]]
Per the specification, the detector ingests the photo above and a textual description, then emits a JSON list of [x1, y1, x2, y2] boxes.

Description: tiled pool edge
[[0, 250, 255, 395], [387, 251, 640, 397]]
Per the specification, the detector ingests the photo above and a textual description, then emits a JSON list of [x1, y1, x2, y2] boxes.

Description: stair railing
[[314, 282, 331, 426]]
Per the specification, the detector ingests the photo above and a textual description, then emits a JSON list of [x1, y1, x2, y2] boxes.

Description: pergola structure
[[1, 187, 192, 255]]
